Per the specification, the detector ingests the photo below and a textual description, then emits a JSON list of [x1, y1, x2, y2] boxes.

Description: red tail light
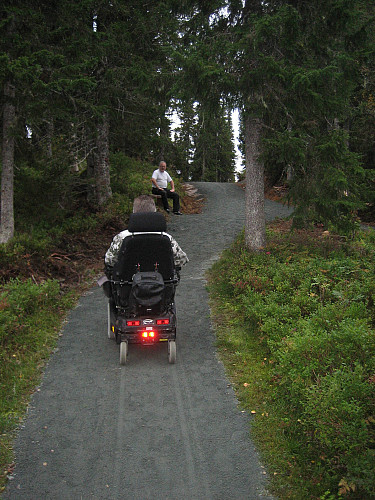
[[156, 319, 170, 325], [141, 331, 156, 339], [127, 320, 140, 326]]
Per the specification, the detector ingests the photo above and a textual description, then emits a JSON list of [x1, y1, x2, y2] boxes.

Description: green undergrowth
[[207, 224, 375, 500], [0, 279, 77, 492]]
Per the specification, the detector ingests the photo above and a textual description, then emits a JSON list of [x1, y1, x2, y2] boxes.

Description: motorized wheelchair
[[101, 212, 179, 365]]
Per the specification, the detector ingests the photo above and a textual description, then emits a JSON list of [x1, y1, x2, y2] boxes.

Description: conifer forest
[[1, 1, 374, 244]]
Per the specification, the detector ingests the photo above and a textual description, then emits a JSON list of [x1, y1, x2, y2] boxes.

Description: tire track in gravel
[[4, 182, 292, 500]]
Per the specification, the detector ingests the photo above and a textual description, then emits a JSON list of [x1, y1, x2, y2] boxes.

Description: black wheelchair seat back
[[111, 212, 176, 314], [113, 233, 175, 282]]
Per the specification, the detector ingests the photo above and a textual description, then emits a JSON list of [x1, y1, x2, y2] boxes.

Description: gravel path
[[4, 182, 292, 500]]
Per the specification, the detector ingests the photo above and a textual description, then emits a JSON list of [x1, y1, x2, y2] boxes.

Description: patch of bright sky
[[231, 108, 243, 173], [169, 106, 243, 174]]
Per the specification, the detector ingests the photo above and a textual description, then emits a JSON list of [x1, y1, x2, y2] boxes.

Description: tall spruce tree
[[173, 99, 197, 179], [192, 101, 235, 182], [173, 3, 237, 183], [234, 0, 374, 235], [0, 1, 50, 242], [218, 0, 375, 250], [1, 81, 16, 243], [227, 0, 268, 250]]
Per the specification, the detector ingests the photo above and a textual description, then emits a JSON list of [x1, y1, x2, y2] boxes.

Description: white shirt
[[152, 169, 172, 189]]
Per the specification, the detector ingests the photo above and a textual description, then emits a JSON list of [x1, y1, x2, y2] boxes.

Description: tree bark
[[94, 112, 112, 207], [45, 118, 54, 158], [0, 82, 16, 244], [244, 115, 266, 251]]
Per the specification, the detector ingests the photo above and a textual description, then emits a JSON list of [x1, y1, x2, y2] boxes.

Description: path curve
[[4, 182, 292, 500]]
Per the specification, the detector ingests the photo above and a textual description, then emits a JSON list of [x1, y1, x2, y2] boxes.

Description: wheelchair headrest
[[127, 212, 167, 233]]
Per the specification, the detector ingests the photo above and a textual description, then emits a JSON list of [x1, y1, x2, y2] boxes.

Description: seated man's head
[[133, 195, 156, 213]]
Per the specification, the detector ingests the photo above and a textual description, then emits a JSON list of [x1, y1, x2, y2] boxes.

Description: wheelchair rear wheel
[[120, 341, 128, 365], [168, 340, 176, 364]]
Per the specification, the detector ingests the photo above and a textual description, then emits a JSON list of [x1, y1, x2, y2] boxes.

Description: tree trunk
[[70, 122, 80, 172], [201, 150, 206, 181], [45, 118, 54, 158], [286, 120, 293, 181], [0, 82, 16, 244], [244, 115, 266, 251], [94, 112, 112, 207]]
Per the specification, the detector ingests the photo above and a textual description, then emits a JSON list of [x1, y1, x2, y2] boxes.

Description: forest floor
[[1, 184, 205, 292], [3, 181, 373, 293]]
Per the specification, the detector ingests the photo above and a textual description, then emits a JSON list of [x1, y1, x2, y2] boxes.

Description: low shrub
[[301, 365, 374, 497], [0, 232, 53, 270], [208, 225, 375, 499], [109, 152, 152, 199], [0, 278, 61, 346]]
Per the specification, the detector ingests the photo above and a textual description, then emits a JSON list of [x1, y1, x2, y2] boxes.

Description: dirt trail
[[4, 182, 292, 500]]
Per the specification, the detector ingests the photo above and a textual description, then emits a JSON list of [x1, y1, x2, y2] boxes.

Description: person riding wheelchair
[[100, 196, 188, 365]]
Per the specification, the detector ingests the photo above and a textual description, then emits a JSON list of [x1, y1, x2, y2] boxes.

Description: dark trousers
[[152, 187, 180, 212]]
